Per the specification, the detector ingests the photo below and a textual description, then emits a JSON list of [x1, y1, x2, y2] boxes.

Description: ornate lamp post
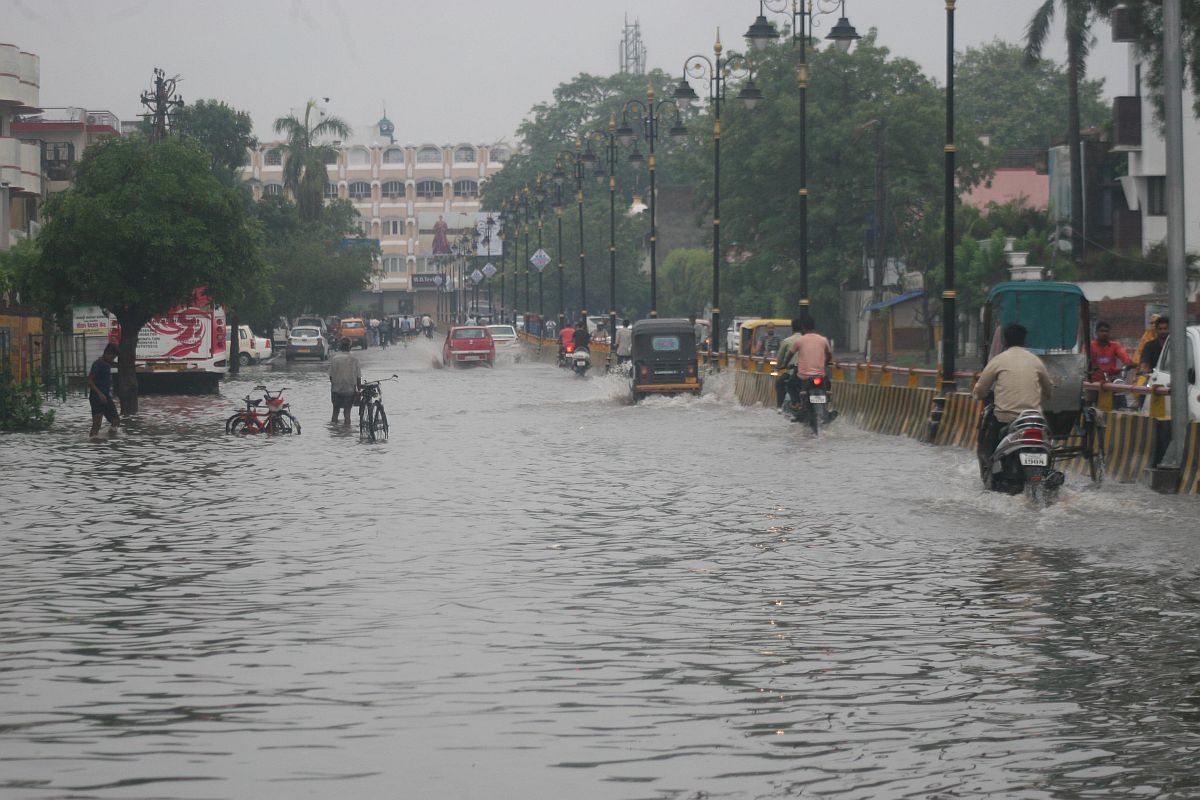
[[675, 32, 762, 366], [532, 175, 548, 328], [745, 0, 860, 311], [497, 201, 509, 322], [942, 0, 957, 391], [552, 142, 592, 332], [580, 115, 622, 364], [552, 155, 570, 331], [617, 85, 689, 318]]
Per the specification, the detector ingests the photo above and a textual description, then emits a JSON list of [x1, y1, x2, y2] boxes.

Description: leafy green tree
[[252, 195, 376, 321], [29, 135, 266, 413], [1024, 0, 1102, 261], [958, 40, 1108, 149], [673, 33, 992, 337], [658, 248, 710, 317], [172, 99, 256, 185], [274, 100, 351, 223]]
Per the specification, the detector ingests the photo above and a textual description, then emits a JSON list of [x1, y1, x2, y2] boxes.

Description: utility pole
[[140, 68, 183, 144], [1151, 0, 1189, 490]]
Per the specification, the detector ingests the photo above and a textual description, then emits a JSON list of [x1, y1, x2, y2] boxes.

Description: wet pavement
[[2, 337, 1199, 799]]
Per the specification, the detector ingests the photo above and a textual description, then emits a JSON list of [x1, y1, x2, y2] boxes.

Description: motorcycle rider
[[775, 315, 833, 409], [1089, 321, 1131, 408], [972, 323, 1053, 468], [558, 320, 576, 365], [572, 319, 591, 353], [420, 314, 433, 339]]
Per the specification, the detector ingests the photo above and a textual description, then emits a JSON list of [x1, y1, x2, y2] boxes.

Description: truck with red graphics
[[78, 291, 230, 392]]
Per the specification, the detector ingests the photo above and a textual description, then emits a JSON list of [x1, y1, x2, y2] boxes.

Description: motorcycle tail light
[[566, 344, 575, 353], [1020, 428, 1045, 444], [812, 376, 823, 386], [687, 363, 696, 377], [639, 365, 649, 378]]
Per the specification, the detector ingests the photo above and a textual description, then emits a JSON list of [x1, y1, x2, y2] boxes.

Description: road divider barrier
[[725, 355, 1197, 495]]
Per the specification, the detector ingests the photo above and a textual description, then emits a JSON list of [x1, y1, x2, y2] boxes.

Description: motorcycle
[[785, 372, 834, 435], [569, 345, 591, 377], [978, 408, 1065, 503]]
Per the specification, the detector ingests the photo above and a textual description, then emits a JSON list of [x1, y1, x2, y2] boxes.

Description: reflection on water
[[2, 339, 1199, 799]]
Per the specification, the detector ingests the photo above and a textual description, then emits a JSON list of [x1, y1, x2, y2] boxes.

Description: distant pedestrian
[[616, 318, 633, 364], [328, 338, 361, 425], [87, 343, 121, 438]]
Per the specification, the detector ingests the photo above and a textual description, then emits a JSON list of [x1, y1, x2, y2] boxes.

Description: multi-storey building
[[1110, 7, 1200, 254], [0, 42, 42, 251], [11, 108, 123, 196], [242, 116, 512, 317]]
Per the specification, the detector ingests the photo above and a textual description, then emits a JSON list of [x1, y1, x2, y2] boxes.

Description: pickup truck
[[1146, 324, 1200, 421], [229, 324, 273, 366]]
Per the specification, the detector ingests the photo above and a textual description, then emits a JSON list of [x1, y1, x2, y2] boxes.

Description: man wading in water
[[87, 343, 121, 439]]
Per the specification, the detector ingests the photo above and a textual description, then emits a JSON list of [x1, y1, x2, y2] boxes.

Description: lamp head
[[673, 78, 700, 107], [738, 79, 764, 111], [669, 121, 689, 140], [826, 16, 861, 52], [616, 122, 636, 147], [744, 14, 777, 50]]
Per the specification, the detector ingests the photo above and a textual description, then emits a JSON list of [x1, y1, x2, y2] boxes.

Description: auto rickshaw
[[629, 318, 702, 402], [980, 281, 1104, 482]]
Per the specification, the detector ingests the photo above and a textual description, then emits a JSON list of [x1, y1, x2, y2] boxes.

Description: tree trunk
[[115, 315, 141, 415], [1067, 32, 1085, 262]]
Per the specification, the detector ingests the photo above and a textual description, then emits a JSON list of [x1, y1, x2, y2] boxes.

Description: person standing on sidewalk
[[87, 343, 121, 438], [328, 338, 361, 425]]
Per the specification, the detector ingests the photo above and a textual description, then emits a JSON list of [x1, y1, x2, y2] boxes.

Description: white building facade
[[242, 117, 511, 316], [0, 42, 43, 251], [1111, 9, 1200, 255]]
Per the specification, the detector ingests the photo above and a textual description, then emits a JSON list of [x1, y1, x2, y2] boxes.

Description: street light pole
[[745, 0, 859, 311], [580, 115, 622, 366], [942, 0, 957, 392], [618, 86, 688, 319], [553, 163, 566, 330], [676, 33, 761, 369]]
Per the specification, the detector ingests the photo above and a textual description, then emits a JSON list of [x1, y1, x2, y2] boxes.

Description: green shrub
[[0, 373, 55, 432]]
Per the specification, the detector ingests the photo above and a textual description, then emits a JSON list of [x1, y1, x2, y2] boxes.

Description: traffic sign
[[433, 274, 444, 286], [470, 269, 484, 284], [482, 262, 497, 278], [530, 248, 551, 271]]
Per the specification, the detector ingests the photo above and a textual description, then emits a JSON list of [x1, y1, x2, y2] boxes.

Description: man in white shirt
[[973, 323, 1053, 463], [615, 319, 634, 364]]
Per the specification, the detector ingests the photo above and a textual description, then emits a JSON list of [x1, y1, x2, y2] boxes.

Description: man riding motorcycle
[[775, 315, 833, 410], [972, 323, 1054, 470]]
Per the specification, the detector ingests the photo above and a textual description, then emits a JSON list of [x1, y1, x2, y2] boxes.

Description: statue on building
[[431, 215, 451, 255]]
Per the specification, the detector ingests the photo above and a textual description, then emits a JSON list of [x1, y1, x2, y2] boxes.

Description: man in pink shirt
[[776, 315, 833, 407]]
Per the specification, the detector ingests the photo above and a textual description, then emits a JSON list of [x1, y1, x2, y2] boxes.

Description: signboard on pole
[[530, 248, 551, 272], [470, 269, 484, 284], [482, 262, 497, 278]]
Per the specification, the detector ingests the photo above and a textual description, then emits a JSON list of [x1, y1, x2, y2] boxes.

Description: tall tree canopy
[[29, 135, 266, 412], [172, 99, 256, 185], [958, 39, 1108, 149], [274, 101, 351, 223]]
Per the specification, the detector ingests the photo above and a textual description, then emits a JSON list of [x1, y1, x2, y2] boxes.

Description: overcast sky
[[7, 0, 1126, 146]]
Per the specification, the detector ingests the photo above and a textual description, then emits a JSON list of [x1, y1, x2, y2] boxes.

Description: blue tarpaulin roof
[[864, 289, 924, 313]]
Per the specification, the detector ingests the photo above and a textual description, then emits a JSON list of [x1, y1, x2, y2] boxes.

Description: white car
[[286, 326, 329, 361], [726, 316, 753, 352], [227, 324, 272, 366], [486, 324, 518, 349], [1145, 324, 1200, 421]]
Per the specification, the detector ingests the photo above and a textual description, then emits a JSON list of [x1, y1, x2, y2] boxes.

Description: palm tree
[[273, 100, 351, 222], [1025, 0, 1097, 262]]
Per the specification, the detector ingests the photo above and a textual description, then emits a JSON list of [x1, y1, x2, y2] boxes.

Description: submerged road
[[2, 338, 1199, 799]]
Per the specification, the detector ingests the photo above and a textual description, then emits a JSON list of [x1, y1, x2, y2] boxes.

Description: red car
[[443, 325, 496, 367]]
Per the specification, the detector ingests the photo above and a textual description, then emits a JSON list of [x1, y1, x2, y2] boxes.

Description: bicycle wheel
[[285, 412, 301, 435], [226, 413, 249, 434], [359, 403, 374, 441], [372, 404, 388, 439], [266, 413, 291, 435]]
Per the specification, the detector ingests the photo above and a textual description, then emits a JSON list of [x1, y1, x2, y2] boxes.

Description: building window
[[490, 146, 510, 163], [416, 179, 443, 199], [382, 218, 403, 236], [453, 179, 479, 199], [263, 183, 284, 197], [323, 149, 339, 166], [348, 181, 372, 200], [42, 141, 75, 181], [354, 218, 371, 236], [453, 145, 477, 163], [1146, 176, 1166, 217], [416, 146, 442, 164], [383, 255, 405, 274], [381, 180, 405, 199], [348, 147, 370, 166], [323, 182, 340, 199], [264, 148, 282, 166], [383, 147, 404, 165]]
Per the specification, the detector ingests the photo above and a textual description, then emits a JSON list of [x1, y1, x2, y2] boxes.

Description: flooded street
[[2, 339, 1199, 799]]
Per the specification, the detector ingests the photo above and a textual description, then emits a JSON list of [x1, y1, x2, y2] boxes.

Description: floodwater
[[2, 338, 1199, 799]]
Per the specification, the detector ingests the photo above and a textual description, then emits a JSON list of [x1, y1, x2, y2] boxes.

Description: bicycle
[[358, 375, 397, 441], [225, 385, 301, 435]]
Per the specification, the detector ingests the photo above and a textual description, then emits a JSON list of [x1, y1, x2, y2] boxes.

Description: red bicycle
[[224, 385, 301, 435]]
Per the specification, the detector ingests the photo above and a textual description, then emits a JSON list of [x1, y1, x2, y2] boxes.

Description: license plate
[[809, 394, 827, 404], [149, 362, 187, 371], [295, 347, 311, 353], [654, 370, 678, 375], [464, 354, 481, 360], [1019, 452, 1048, 466]]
